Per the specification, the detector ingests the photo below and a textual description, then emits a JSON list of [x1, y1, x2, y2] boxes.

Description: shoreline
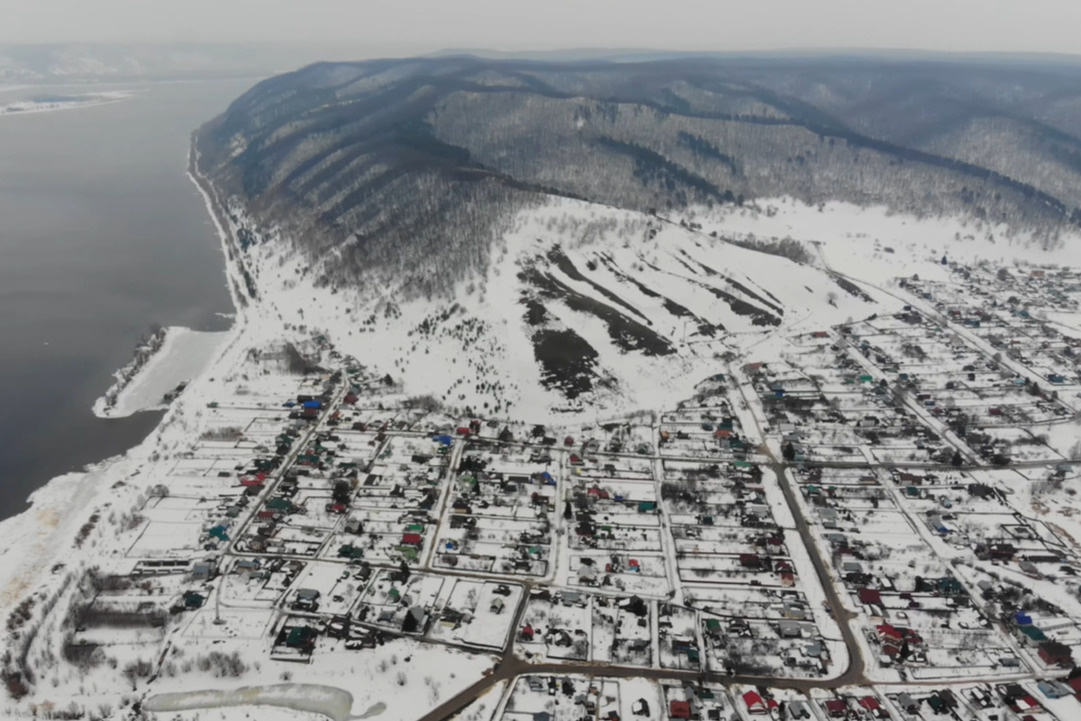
[[0, 134, 246, 611], [92, 325, 232, 419], [91, 136, 244, 421], [93, 325, 169, 417], [0, 90, 134, 118]]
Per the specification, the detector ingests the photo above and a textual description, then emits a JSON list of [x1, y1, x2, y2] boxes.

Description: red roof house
[[669, 701, 691, 719], [858, 588, 883, 605], [823, 699, 847, 718], [742, 691, 767, 714]]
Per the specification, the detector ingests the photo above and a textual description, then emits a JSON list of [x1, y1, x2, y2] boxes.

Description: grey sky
[[4, 0, 1081, 56]]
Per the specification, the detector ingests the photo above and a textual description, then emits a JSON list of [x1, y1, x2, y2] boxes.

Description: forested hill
[[195, 55, 1081, 297]]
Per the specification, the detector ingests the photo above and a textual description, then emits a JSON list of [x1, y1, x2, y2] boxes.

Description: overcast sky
[[4, 0, 1081, 56]]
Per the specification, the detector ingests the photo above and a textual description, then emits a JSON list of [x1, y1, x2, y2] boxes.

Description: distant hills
[[0, 43, 348, 84], [195, 54, 1081, 299], [186, 54, 1081, 414]]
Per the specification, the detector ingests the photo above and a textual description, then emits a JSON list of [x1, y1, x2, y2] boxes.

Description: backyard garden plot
[[888, 627, 1017, 681], [569, 476, 656, 502], [659, 458, 736, 483], [237, 416, 288, 437], [440, 517, 548, 554], [817, 503, 919, 539], [501, 675, 649, 721], [220, 567, 290, 605], [568, 553, 667, 582], [375, 436, 450, 468], [589, 600, 617, 663], [285, 560, 363, 616], [72, 619, 168, 649], [687, 586, 810, 619], [676, 554, 788, 587], [569, 523, 664, 553], [142, 494, 223, 524], [168, 453, 252, 477], [427, 579, 521, 649], [353, 472, 420, 496], [684, 582, 784, 608], [657, 604, 701, 670], [435, 541, 546, 577], [207, 406, 293, 429], [127, 519, 208, 557], [977, 426, 1067, 461], [269, 526, 325, 557], [672, 527, 783, 557], [660, 683, 732, 721], [336, 529, 426, 566], [434, 552, 498, 574], [609, 602, 654, 666], [462, 493, 556, 521], [584, 501, 662, 529], [289, 488, 340, 519], [659, 403, 746, 441], [339, 407, 401, 428], [565, 552, 670, 596], [866, 442, 941, 465], [357, 569, 446, 631], [329, 431, 382, 460], [245, 563, 306, 603], [961, 397, 1072, 428], [662, 405, 732, 427], [702, 618, 828, 678], [572, 457, 654, 481], [347, 505, 419, 529], [658, 433, 730, 459], [802, 444, 869, 463], [500, 676, 574, 721], [517, 592, 595, 661], [609, 423, 656, 453]]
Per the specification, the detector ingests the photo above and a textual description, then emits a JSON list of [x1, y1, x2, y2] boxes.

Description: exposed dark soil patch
[[532, 328, 600, 399], [519, 266, 675, 355], [546, 247, 652, 324], [687, 277, 781, 327]]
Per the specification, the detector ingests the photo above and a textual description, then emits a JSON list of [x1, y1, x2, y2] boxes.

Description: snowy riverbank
[[93, 326, 230, 419], [0, 90, 133, 117]]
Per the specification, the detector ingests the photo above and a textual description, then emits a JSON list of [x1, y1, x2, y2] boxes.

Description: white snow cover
[[0, 90, 132, 117], [2, 176, 1081, 719], [93, 326, 230, 418], [240, 197, 901, 424]]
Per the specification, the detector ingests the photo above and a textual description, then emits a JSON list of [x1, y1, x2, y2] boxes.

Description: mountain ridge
[[192, 54, 1081, 414], [196, 55, 1081, 300]]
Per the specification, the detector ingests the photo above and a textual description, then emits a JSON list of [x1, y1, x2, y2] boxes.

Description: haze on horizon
[[3, 0, 1081, 58]]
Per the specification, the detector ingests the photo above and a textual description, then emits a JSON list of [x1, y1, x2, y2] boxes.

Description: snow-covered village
[[7, 180, 1081, 721], [8, 42, 1081, 721]]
